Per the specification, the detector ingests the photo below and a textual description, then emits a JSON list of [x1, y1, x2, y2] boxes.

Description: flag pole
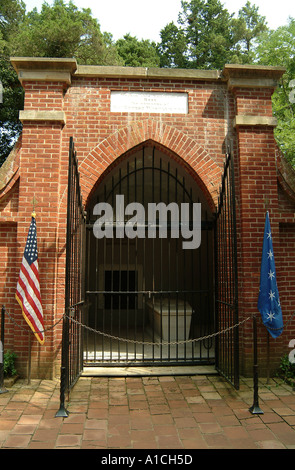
[[267, 331, 270, 384], [249, 314, 264, 414], [27, 199, 35, 386], [27, 332, 31, 385]]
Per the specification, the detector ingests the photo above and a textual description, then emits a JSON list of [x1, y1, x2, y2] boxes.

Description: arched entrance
[[84, 142, 215, 366]]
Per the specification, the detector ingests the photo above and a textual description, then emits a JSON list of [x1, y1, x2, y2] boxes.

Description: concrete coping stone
[[10, 57, 286, 88]]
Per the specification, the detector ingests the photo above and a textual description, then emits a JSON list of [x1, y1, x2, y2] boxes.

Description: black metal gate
[[84, 144, 215, 367], [215, 151, 239, 389], [56, 138, 86, 416]]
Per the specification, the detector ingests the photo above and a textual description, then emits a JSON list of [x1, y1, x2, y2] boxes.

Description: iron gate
[[84, 144, 215, 367], [215, 151, 239, 389], [56, 138, 86, 416]]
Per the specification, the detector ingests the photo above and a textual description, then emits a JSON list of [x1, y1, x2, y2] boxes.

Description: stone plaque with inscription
[[111, 91, 188, 114]]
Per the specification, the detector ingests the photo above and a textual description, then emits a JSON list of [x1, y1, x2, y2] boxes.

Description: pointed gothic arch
[[79, 119, 222, 212]]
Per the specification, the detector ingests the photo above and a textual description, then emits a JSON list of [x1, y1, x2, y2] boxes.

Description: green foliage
[[3, 350, 17, 377], [0, 0, 125, 161], [256, 18, 295, 164], [9, 0, 123, 65], [158, 21, 190, 68], [158, 0, 268, 69], [0, 0, 25, 163], [0, 59, 24, 164], [231, 1, 268, 63], [0, 0, 26, 44], [116, 34, 160, 67], [277, 354, 295, 387], [181, 0, 235, 68]]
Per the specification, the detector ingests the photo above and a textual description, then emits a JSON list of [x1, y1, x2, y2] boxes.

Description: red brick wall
[[0, 223, 17, 348], [3, 120, 63, 378], [236, 126, 285, 375], [234, 88, 274, 116]]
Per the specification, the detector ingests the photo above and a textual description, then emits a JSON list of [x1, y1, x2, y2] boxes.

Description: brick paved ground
[[0, 374, 295, 449]]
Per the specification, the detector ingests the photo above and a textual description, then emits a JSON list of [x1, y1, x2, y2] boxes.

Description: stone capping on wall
[[75, 65, 222, 81], [11, 57, 286, 87]]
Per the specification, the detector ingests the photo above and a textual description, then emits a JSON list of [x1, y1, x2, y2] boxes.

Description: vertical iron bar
[[160, 156, 163, 362], [167, 161, 171, 361], [175, 166, 179, 360], [142, 147, 145, 360], [215, 151, 239, 389], [56, 137, 85, 416], [127, 162, 130, 361], [85, 227, 90, 362], [214, 212, 219, 368], [118, 168, 122, 361], [182, 178, 187, 360], [56, 137, 74, 417], [111, 175, 114, 362], [229, 151, 239, 389], [134, 157, 138, 360], [94, 214, 98, 361], [103, 184, 107, 362], [152, 147, 155, 363]]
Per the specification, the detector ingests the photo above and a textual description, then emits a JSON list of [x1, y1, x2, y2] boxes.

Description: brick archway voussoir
[[80, 119, 221, 208]]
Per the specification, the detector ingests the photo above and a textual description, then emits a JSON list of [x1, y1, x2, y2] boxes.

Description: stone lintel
[[233, 115, 278, 127], [19, 110, 66, 124]]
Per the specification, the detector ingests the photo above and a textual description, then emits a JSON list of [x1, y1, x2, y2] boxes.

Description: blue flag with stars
[[257, 212, 283, 338]]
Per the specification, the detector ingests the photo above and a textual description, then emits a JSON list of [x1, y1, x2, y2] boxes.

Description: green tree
[[158, 0, 235, 69], [0, 0, 25, 164], [9, 0, 123, 65], [0, 0, 25, 43], [231, 1, 268, 63], [179, 0, 235, 68], [0, 0, 125, 163], [158, 0, 270, 68], [256, 18, 295, 163], [158, 22, 188, 68], [0, 62, 24, 164], [116, 34, 160, 67]]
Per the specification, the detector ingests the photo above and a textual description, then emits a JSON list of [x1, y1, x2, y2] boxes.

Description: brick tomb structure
[[0, 57, 295, 380]]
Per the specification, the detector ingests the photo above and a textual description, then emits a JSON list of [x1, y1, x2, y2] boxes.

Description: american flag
[[15, 214, 44, 344], [257, 211, 283, 339]]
